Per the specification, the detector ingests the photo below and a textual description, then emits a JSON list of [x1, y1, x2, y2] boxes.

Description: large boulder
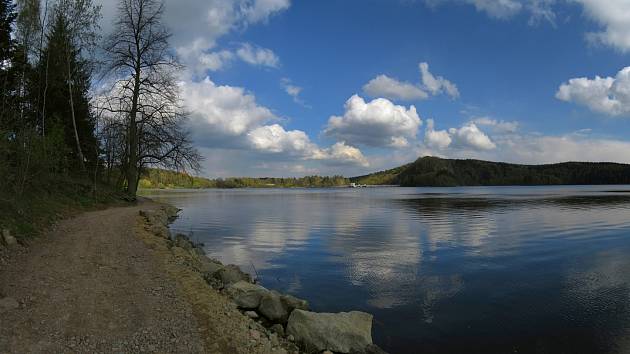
[[287, 310, 373, 353], [1, 229, 17, 247], [216, 264, 251, 286], [259, 291, 289, 323], [226, 281, 269, 309], [281, 293, 309, 312]]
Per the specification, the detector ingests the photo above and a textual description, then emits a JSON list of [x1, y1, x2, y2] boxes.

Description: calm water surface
[[144, 186, 630, 354]]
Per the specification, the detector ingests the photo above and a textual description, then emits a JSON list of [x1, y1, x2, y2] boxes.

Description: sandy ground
[[0, 201, 207, 353]]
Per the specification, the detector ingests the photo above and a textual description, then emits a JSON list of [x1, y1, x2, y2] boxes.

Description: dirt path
[[0, 201, 207, 353]]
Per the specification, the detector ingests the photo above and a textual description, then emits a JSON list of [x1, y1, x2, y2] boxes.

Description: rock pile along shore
[[140, 205, 388, 354]]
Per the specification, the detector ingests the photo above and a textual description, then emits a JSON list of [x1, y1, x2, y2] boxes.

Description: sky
[[97, 0, 630, 178]]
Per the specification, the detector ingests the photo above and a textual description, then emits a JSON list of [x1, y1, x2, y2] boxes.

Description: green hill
[[352, 156, 630, 187]]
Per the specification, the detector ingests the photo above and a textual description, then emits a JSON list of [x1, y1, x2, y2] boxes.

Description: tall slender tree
[[51, 0, 100, 171]]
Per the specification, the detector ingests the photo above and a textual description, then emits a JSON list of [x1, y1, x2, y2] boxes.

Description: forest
[[352, 156, 630, 187], [139, 168, 349, 189], [0, 0, 199, 234]]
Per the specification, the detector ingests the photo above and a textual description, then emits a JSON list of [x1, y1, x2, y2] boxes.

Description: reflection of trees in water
[[395, 194, 630, 215]]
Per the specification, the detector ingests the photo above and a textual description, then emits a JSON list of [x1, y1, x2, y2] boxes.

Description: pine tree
[[34, 12, 97, 172]]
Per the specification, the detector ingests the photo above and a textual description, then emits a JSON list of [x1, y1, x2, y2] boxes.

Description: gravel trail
[[0, 201, 207, 353]]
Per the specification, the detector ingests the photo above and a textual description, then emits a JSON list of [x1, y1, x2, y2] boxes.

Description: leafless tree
[[101, 0, 200, 198]]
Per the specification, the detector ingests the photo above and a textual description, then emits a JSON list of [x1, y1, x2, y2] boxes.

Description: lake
[[144, 186, 630, 353]]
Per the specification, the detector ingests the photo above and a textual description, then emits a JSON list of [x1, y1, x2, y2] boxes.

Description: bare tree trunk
[[66, 49, 85, 172]]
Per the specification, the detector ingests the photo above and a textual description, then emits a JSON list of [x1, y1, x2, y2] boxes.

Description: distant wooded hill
[[351, 156, 630, 187], [141, 157, 630, 189], [139, 169, 348, 189]]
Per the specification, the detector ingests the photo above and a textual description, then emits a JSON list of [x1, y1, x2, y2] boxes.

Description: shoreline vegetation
[[140, 156, 630, 190], [139, 203, 386, 354]]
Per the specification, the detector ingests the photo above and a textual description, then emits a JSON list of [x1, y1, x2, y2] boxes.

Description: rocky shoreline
[[140, 204, 388, 354]]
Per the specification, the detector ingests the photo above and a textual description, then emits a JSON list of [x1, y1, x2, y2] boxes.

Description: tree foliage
[[353, 156, 630, 187]]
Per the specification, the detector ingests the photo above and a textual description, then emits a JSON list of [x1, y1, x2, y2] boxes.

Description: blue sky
[[98, 0, 630, 177]]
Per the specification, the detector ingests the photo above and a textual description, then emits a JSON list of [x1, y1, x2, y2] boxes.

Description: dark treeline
[[352, 156, 630, 186], [139, 168, 349, 189], [0, 0, 199, 235]]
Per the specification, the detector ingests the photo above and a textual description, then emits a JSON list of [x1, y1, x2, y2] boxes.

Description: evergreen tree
[[34, 12, 97, 172]]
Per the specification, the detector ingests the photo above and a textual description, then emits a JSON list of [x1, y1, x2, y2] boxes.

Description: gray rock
[[198, 257, 224, 275], [286, 310, 373, 353], [1, 229, 17, 247], [174, 234, 193, 251], [0, 297, 19, 312], [258, 291, 289, 323], [280, 293, 308, 312], [150, 224, 170, 239], [226, 281, 269, 309], [244, 310, 259, 319], [270, 324, 285, 337], [216, 265, 251, 286], [161, 205, 180, 222]]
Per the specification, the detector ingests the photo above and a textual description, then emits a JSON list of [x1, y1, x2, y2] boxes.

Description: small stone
[[270, 324, 285, 337], [287, 335, 295, 342], [245, 311, 259, 319], [1, 229, 17, 247], [323, 351, 334, 354]]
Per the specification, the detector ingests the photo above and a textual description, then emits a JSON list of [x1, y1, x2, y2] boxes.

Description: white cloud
[[183, 78, 277, 142], [556, 66, 630, 116], [280, 78, 308, 106], [318, 142, 370, 167], [363, 75, 429, 101], [424, 0, 557, 24], [469, 0, 523, 19], [424, 119, 453, 149], [324, 95, 422, 148], [449, 123, 497, 150], [419, 62, 460, 99], [363, 62, 458, 101], [235, 43, 280, 68], [247, 125, 369, 166], [576, 0, 630, 52], [490, 133, 630, 164], [182, 78, 367, 167], [472, 117, 519, 133], [197, 50, 235, 72], [248, 124, 317, 155]]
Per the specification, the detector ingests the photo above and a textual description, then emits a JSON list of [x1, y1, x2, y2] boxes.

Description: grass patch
[[0, 177, 129, 242]]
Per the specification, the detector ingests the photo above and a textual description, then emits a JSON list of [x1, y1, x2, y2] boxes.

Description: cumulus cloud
[[317, 142, 370, 167], [419, 62, 460, 98], [235, 43, 280, 68], [556, 66, 630, 116], [424, 119, 453, 150], [182, 78, 367, 167], [363, 62, 458, 101], [576, 0, 630, 52], [422, 120, 495, 151], [248, 124, 317, 155], [183, 78, 277, 144], [363, 75, 429, 101], [324, 95, 422, 148], [449, 123, 497, 150], [247, 125, 369, 166]]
